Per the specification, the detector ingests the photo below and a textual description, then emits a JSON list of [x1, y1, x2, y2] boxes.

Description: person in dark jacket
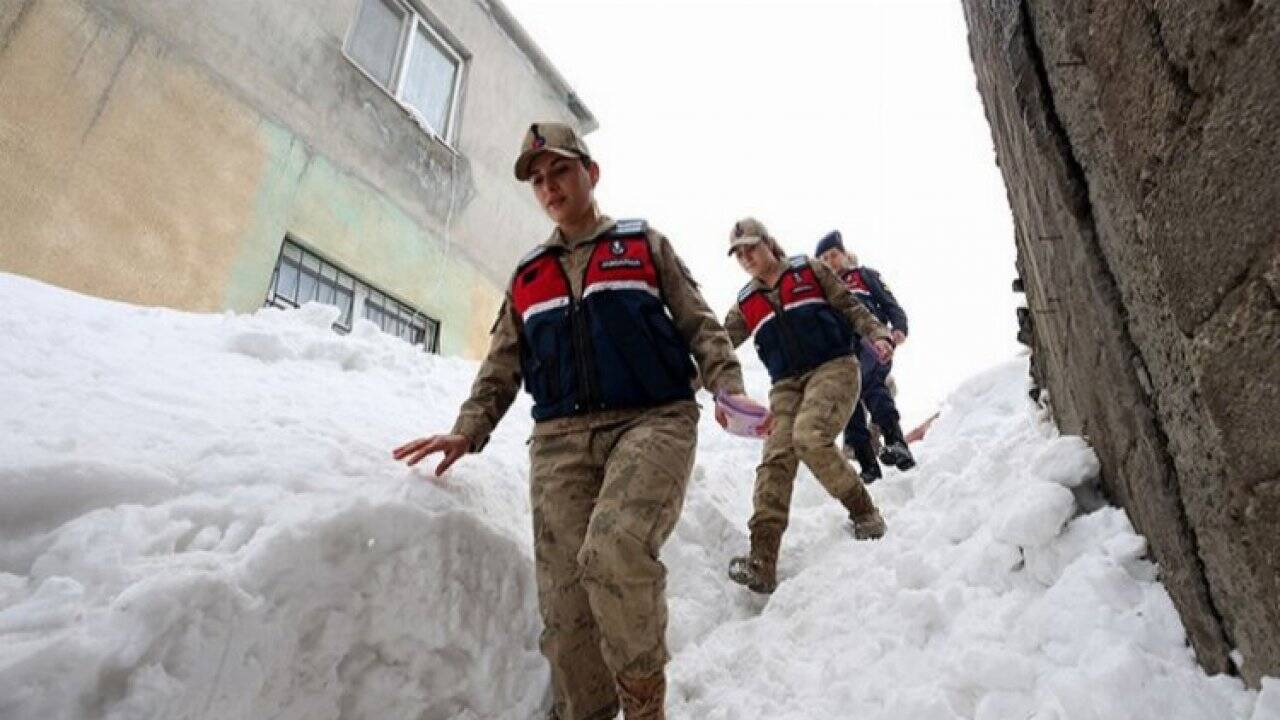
[[815, 230, 915, 481]]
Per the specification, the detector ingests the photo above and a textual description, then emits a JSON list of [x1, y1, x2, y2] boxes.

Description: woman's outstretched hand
[[392, 434, 470, 477]]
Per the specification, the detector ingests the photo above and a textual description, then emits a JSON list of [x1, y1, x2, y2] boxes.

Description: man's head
[[815, 230, 855, 272], [515, 123, 598, 228], [728, 218, 785, 279]]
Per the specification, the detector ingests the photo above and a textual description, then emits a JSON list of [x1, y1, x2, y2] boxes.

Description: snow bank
[[0, 275, 546, 719], [0, 272, 1270, 719]]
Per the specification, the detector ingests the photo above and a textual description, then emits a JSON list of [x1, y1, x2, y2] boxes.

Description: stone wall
[[961, 0, 1278, 686]]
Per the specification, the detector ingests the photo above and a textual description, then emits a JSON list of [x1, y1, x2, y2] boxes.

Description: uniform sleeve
[[722, 305, 750, 349], [812, 259, 890, 343], [651, 232, 746, 396], [449, 295, 523, 452], [864, 267, 908, 336]]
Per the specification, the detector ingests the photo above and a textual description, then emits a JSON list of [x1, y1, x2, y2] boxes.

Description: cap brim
[[727, 237, 764, 256], [514, 147, 580, 181]]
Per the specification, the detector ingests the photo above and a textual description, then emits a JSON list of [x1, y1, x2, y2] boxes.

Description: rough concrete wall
[[0, 0, 269, 313], [962, 0, 1279, 686]]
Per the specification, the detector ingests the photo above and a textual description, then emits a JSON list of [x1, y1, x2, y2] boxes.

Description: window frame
[[342, 0, 467, 145], [264, 238, 441, 353]]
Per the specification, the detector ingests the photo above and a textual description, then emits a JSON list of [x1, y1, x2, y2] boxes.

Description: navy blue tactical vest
[[737, 256, 855, 383], [509, 220, 695, 421]]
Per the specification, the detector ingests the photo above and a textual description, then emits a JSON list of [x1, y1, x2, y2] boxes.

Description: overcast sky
[[502, 0, 1023, 427]]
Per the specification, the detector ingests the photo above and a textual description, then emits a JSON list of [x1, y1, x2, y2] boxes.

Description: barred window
[[265, 239, 439, 352], [364, 288, 440, 349]]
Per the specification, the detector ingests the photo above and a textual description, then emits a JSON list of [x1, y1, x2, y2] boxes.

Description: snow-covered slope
[[0, 275, 546, 720], [0, 273, 1274, 720]]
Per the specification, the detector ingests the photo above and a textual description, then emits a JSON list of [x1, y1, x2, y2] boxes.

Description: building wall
[[0, 0, 585, 357], [962, 0, 1279, 686]]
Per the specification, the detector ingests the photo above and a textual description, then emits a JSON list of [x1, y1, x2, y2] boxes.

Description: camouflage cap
[[514, 122, 591, 181], [728, 217, 769, 255]]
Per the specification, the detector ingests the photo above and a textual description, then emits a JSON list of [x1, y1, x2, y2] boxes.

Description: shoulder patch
[[515, 244, 555, 270], [788, 255, 809, 269], [609, 218, 648, 236]]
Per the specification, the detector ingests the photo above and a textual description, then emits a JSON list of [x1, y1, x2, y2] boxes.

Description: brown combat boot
[[850, 509, 886, 540], [616, 672, 665, 720], [728, 525, 782, 593], [839, 487, 886, 540]]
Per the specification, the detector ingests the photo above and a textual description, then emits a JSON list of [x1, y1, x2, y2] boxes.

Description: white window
[[345, 0, 464, 141]]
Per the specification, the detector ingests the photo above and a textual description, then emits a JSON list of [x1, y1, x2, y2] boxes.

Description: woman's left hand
[[873, 338, 895, 364]]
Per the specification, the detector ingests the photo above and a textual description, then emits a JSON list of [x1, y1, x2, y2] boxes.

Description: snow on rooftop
[[0, 272, 1272, 719]]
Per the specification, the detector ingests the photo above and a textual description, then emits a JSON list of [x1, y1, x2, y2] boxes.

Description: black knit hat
[[815, 230, 844, 257]]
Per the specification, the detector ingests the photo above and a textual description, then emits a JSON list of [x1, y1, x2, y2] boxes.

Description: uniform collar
[[545, 211, 615, 251], [747, 257, 791, 291]]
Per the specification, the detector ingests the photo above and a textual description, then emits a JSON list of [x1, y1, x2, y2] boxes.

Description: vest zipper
[[569, 300, 601, 411], [763, 287, 807, 377], [561, 246, 603, 413]]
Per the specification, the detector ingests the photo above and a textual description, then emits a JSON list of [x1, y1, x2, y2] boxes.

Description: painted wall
[[0, 0, 586, 357]]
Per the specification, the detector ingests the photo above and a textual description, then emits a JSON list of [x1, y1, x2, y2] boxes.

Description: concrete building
[[0, 0, 595, 356]]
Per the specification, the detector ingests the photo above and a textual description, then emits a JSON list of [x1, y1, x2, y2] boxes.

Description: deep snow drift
[[0, 273, 1274, 720]]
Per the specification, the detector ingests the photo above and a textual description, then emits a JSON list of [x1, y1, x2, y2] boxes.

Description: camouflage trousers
[[750, 355, 875, 540], [529, 400, 699, 720]]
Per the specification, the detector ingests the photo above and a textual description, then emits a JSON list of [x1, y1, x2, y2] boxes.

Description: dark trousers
[[842, 342, 901, 448]]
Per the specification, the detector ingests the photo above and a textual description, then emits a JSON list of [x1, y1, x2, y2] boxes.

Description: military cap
[[514, 122, 591, 181], [728, 217, 770, 255]]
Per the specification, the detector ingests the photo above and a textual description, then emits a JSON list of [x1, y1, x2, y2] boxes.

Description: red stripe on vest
[[512, 253, 570, 320], [583, 235, 659, 293]]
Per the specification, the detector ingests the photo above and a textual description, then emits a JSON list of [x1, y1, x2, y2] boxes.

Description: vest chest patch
[[600, 257, 643, 270], [780, 266, 826, 310], [583, 234, 660, 299]]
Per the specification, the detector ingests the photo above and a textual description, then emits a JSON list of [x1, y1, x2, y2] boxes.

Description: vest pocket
[[755, 330, 788, 381], [592, 295, 692, 405], [543, 353, 561, 401], [641, 305, 694, 384], [814, 310, 852, 350], [525, 313, 571, 410]]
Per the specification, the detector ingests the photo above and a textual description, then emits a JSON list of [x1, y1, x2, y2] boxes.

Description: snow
[[0, 272, 1270, 720]]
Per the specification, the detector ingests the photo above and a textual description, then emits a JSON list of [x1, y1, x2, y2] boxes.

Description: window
[[363, 287, 440, 349], [265, 239, 440, 352], [345, 0, 464, 140]]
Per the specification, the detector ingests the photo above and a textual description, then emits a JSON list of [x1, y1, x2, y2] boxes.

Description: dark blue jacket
[[839, 266, 908, 336]]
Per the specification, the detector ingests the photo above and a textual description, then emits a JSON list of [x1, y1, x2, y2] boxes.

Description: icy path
[[0, 273, 1274, 720]]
